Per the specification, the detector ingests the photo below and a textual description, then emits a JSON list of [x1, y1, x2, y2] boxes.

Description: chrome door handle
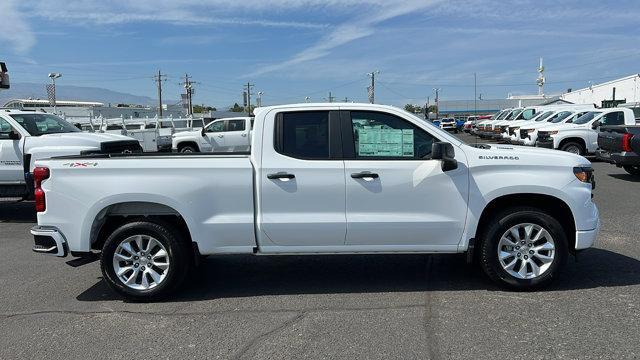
[[267, 172, 295, 180], [241, 133, 247, 137], [218, 134, 224, 138]]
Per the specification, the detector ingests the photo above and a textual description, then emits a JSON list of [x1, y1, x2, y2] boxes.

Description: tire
[[560, 141, 584, 155], [179, 145, 198, 153], [479, 207, 568, 290], [100, 220, 191, 300], [623, 165, 640, 176]]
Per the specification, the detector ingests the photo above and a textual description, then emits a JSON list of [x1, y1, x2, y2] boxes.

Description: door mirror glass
[[431, 142, 457, 171], [8, 131, 20, 140], [201, 127, 206, 137], [591, 120, 600, 129]]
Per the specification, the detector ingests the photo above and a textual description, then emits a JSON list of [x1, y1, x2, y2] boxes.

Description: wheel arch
[[89, 201, 195, 254], [474, 193, 576, 252], [558, 136, 586, 152]]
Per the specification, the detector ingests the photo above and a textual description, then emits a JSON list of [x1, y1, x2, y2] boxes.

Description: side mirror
[[201, 127, 206, 137], [8, 130, 20, 140], [591, 120, 600, 130], [431, 142, 458, 171]]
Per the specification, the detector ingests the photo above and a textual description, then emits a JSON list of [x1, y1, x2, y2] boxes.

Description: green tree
[[193, 105, 216, 113], [230, 103, 244, 112]]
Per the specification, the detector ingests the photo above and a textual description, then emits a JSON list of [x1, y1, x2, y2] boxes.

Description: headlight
[[573, 166, 595, 189], [548, 131, 559, 135]]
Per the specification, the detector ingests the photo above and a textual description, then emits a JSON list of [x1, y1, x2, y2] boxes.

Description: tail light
[[33, 166, 50, 212], [622, 133, 634, 152]]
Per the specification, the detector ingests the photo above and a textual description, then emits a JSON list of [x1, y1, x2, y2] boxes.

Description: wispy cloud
[[248, 0, 444, 77], [0, 0, 36, 53]]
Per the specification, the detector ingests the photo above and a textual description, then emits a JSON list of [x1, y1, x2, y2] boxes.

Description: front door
[[0, 118, 23, 184], [342, 110, 469, 248], [201, 119, 226, 152], [224, 119, 250, 152], [259, 110, 346, 247]]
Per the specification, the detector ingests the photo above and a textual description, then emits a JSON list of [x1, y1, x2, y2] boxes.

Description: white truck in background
[[171, 117, 253, 153], [31, 103, 599, 300], [535, 107, 638, 155]]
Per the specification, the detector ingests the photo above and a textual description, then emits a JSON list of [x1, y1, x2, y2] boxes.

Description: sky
[[2, 0, 640, 108]]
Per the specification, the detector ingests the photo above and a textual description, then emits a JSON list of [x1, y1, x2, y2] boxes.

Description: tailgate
[[597, 130, 624, 152]]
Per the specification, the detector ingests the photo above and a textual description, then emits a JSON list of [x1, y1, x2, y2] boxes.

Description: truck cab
[[172, 117, 253, 153]]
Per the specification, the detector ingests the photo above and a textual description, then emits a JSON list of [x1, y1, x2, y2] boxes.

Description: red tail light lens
[[33, 166, 50, 212], [622, 133, 634, 152]]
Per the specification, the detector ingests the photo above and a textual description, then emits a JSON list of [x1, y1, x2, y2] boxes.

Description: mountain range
[[0, 83, 174, 107]]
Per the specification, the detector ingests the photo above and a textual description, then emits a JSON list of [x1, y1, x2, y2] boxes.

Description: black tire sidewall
[[180, 145, 196, 153], [101, 221, 190, 300], [623, 165, 640, 176], [480, 208, 568, 290]]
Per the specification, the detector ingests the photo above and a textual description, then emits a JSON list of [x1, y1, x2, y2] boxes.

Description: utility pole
[[327, 92, 335, 103], [256, 91, 263, 107], [474, 72, 477, 116], [367, 70, 379, 104], [244, 82, 254, 114], [181, 74, 198, 116], [343, 97, 350, 102], [433, 88, 441, 120], [153, 70, 167, 117]]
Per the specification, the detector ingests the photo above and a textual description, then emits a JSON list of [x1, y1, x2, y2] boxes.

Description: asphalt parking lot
[[1, 133, 639, 359]]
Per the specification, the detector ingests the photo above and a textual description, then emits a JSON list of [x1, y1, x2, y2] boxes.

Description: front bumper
[[536, 139, 554, 149], [575, 218, 600, 250], [31, 226, 68, 257]]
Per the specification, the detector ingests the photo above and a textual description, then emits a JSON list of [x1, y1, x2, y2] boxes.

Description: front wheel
[[560, 141, 584, 155], [100, 221, 191, 300], [623, 165, 640, 176], [479, 207, 568, 290], [179, 145, 197, 153]]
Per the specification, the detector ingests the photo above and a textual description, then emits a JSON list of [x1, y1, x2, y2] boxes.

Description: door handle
[[267, 172, 295, 180], [351, 171, 379, 179], [218, 134, 224, 138], [241, 133, 247, 137]]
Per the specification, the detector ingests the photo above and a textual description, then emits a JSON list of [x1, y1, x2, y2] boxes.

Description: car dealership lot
[[1, 133, 639, 359]]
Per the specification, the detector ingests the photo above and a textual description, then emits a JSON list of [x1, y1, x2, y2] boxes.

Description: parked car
[[502, 105, 594, 143], [31, 103, 599, 300], [0, 109, 141, 199], [172, 117, 253, 153], [463, 116, 479, 133], [477, 109, 512, 138], [536, 108, 637, 155], [439, 117, 458, 132], [596, 125, 640, 175], [514, 109, 591, 146]]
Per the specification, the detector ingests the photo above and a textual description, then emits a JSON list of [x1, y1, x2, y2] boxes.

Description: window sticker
[[357, 127, 414, 157]]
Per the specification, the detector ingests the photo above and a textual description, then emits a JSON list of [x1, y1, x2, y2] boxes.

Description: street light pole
[[48, 72, 62, 114]]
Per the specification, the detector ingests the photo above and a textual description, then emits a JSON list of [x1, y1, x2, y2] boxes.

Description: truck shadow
[[0, 201, 36, 223], [608, 173, 640, 183], [76, 248, 640, 302]]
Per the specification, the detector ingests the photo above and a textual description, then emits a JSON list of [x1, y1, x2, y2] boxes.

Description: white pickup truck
[[172, 117, 253, 153], [535, 107, 637, 155], [30, 103, 599, 300], [0, 109, 142, 199]]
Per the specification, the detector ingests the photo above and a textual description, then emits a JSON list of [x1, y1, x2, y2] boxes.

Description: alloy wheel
[[112, 235, 170, 290], [497, 223, 555, 279]]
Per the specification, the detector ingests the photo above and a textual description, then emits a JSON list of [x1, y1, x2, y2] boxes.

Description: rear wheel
[[479, 207, 568, 290], [560, 141, 584, 155], [100, 221, 191, 300], [623, 165, 640, 176]]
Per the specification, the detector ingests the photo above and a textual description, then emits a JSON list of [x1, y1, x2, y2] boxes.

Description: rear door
[[342, 110, 469, 249], [0, 117, 23, 184], [259, 110, 346, 247], [223, 119, 250, 152]]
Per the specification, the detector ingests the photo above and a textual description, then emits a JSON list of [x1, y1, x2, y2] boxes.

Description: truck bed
[[597, 125, 640, 165], [35, 154, 257, 255]]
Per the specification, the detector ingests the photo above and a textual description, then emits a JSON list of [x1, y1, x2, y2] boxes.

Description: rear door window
[[602, 111, 625, 125], [275, 111, 330, 159], [227, 119, 245, 132]]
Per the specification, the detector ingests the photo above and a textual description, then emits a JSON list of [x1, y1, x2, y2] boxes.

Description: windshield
[[496, 111, 510, 120], [505, 109, 522, 120], [532, 111, 553, 122], [549, 111, 573, 123], [10, 113, 81, 136], [573, 111, 603, 125]]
